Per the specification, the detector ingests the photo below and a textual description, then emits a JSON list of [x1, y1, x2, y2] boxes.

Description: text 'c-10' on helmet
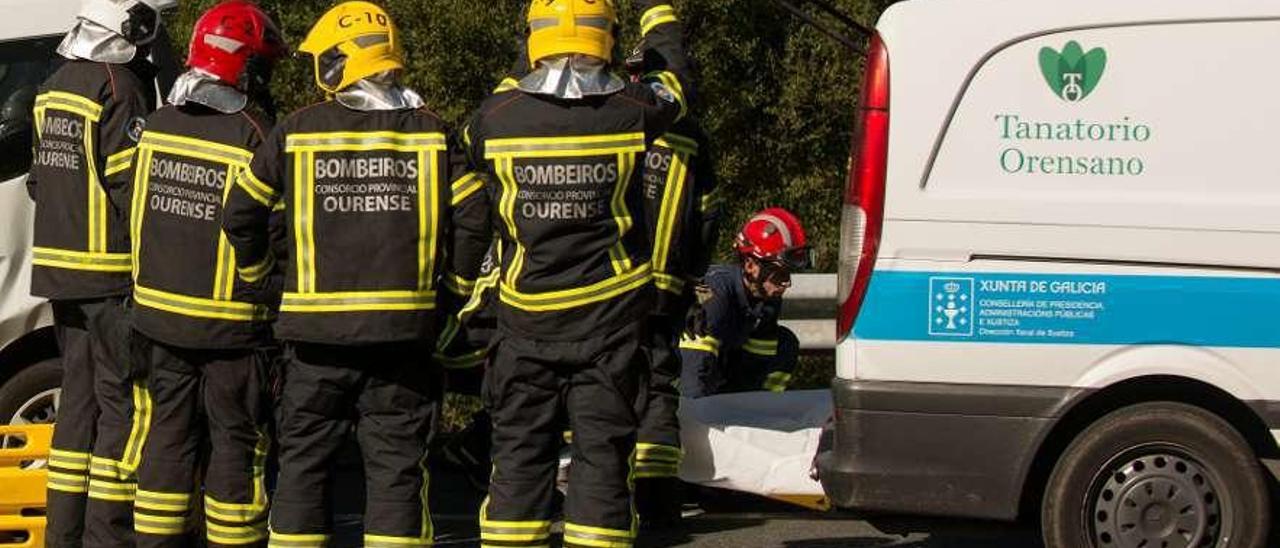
[[527, 0, 618, 65], [297, 1, 403, 94], [77, 0, 178, 45], [188, 1, 288, 89]]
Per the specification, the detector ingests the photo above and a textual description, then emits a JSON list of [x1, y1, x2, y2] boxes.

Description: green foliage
[[170, 0, 898, 269]]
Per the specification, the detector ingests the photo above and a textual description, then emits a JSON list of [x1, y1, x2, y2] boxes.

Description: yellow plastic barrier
[[0, 424, 51, 548]]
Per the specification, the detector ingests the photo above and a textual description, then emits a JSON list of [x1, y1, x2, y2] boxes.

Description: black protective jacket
[[28, 59, 155, 299], [642, 119, 720, 316], [130, 103, 285, 349], [453, 0, 695, 341], [222, 100, 466, 345]]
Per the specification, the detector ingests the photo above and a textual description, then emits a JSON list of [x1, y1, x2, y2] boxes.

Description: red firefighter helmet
[[735, 207, 813, 270], [187, 1, 287, 88]]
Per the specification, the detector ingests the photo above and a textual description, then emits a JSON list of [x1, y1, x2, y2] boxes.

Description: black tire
[[1042, 402, 1270, 548], [0, 358, 62, 425]]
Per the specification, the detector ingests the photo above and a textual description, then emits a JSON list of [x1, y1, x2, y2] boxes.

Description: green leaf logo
[[1039, 41, 1107, 102]]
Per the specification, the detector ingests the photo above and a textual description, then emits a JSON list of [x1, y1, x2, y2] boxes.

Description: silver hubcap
[[10, 387, 59, 425], [3, 387, 59, 469], [1092, 453, 1223, 548]]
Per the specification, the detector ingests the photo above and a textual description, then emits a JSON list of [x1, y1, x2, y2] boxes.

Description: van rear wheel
[[1042, 402, 1269, 548]]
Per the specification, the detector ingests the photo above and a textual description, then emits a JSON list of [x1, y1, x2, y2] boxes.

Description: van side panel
[[824, 11, 1280, 518]]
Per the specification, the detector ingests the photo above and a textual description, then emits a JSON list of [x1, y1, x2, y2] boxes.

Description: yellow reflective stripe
[[633, 463, 680, 479], [640, 4, 677, 36], [36, 91, 103, 119], [435, 348, 487, 369], [88, 478, 137, 501], [700, 187, 721, 213], [743, 338, 779, 356], [479, 497, 552, 542], [417, 148, 441, 292], [47, 470, 90, 484], [83, 116, 108, 253], [285, 131, 447, 152], [135, 285, 273, 322], [130, 149, 152, 280], [205, 497, 266, 522], [89, 457, 133, 481], [485, 133, 646, 159], [33, 105, 45, 138], [493, 77, 520, 94], [563, 522, 635, 548], [237, 168, 280, 206], [268, 531, 329, 548], [294, 151, 318, 292], [281, 290, 437, 313], [634, 443, 681, 463], [212, 167, 240, 300], [47, 473, 90, 493], [644, 70, 688, 120], [653, 273, 686, 294], [105, 147, 135, 176], [207, 521, 268, 544], [33, 247, 131, 272], [136, 489, 191, 512], [606, 152, 636, 275], [654, 133, 698, 155], [459, 270, 499, 318], [443, 273, 476, 297], [140, 131, 253, 165], [451, 172, 484, 206], [237, 252, 276, 284], [496, 158, 525, 287], [764, 371, 793, 393], [49, 457, 90, 471], [51, 448, 91, 460], [651, 148, 689, 283], [679, 334, 720, 356], [499, 263, 651, 313], [134, 512, 187, 526], [364, 535, 431, 547], [121, 381, 153, 470]]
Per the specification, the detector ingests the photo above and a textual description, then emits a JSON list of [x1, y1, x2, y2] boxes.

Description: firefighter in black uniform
[[127, 3, 286, 546], [28, 1, 173, 546], [221, 3, 468, 545], [680, 209, 812, 398], [625, 45, 722, 526], [454, 1, 695, 545]]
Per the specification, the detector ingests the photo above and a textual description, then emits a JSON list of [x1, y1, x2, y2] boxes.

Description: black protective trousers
[[481, 325, 648, 548], [634, 315, 683, 525], [45, 297, 144, 548], [132, 334, 273, 548], [269, 342, 439, 548]]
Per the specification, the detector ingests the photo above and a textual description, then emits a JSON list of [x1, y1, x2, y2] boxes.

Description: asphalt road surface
[[328, 453, 1042, 547]]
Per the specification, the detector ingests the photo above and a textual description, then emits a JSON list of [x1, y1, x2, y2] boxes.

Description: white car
[[819, 1, 1280, 547], [0, 0, 80, 431]]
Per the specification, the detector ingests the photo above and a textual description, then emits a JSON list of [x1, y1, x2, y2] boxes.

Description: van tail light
[[836, 31, 889, 340]]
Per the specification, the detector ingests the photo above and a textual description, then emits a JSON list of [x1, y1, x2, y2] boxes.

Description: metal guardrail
[[780, 273, 837, 350]]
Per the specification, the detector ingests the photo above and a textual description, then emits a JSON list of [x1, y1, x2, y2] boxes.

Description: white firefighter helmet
[[76, 0, 177, 45]]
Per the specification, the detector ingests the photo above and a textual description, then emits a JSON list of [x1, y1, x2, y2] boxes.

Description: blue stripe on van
[[852, 271, 1280, 348]]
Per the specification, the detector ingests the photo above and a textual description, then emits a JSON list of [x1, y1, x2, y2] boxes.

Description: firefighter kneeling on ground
[[453, 0, 695, 545], [127, 2, 286, 546], [222, 2, 470, 545], [680, 208, 812, 398], [29, 1, 175, 546]]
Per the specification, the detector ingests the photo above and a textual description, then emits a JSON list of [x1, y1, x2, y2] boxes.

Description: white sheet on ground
[[678, 389, 831, 497]]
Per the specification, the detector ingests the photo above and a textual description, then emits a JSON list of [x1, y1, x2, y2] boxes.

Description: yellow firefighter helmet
[[526, 0, 618, 65], [298, 1, 403, 94]]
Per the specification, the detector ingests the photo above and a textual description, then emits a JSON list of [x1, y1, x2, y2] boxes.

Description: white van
[[817, 0, 1280, 546], [0, 1, 80, 430]]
